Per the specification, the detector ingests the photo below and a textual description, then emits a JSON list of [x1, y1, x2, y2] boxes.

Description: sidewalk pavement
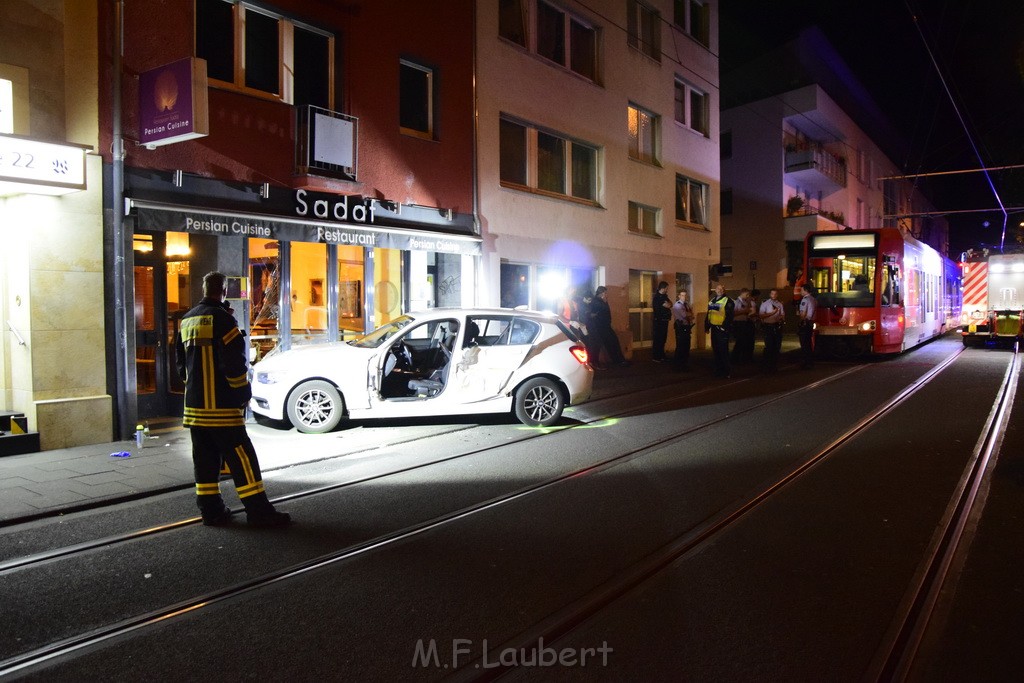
[[0, 341, 792, 525]]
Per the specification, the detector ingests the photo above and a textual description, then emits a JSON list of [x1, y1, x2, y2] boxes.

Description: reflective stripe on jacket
[[175, 298, 251, 428]]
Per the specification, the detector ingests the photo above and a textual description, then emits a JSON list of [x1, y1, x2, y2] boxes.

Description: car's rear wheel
[[514, 377, 564, 427], [287, 380, 344, 434]]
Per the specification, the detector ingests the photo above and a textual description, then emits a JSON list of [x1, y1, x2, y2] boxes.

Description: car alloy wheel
[[514, 377, 564, 427], [286, 379, 344, 434]]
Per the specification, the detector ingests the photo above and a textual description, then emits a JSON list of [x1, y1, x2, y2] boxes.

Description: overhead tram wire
[[904, 0, 1009, 251]]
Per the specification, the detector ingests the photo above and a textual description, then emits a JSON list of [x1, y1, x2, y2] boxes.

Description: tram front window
[[811, 254, 877, 307]]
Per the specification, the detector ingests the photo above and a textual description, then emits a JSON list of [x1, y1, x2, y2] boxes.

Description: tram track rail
[[869, 342, 1021, 681], [449, 345, 975, 681], [0, 363, 871, 678], [0, 360, 856, 575]]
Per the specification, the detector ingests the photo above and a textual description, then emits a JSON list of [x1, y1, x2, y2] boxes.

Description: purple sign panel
[[139, 58, 209, 147]]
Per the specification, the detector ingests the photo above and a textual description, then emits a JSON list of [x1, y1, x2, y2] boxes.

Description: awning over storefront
[[128, 198, 482, 256]]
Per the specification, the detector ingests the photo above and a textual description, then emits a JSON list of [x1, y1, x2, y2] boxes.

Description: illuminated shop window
[[290, 241, 328, 345]]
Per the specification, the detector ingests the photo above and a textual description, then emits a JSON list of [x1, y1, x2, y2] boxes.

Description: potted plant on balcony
[[786, 195, 804, 216]]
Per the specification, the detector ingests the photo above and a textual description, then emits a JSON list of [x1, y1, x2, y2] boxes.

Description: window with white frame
[[628, 201, 660, 237], [675, 174, 708, 228], [628, 104, 659, 164], [674, 79, 709, 136], [627, 0, 660, 61], [499, 0, 599, 83], [195, 0, 333, 108], [499, 116, 599, 202], [673, 0, 709, 47], [400, 60, 434, 139]]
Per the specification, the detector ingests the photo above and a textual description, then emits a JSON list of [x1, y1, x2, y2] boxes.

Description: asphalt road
[[1, 336, 1019, 681]]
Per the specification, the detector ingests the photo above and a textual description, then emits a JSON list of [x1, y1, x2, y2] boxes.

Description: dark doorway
[[133, 231, 192, 421]]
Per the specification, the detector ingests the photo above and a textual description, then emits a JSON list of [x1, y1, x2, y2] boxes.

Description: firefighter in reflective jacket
[[175, 271, 291, 528], [705, 283, 735, 377]]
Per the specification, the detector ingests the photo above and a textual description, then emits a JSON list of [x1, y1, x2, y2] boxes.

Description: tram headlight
[[860, 320, 877, 332]]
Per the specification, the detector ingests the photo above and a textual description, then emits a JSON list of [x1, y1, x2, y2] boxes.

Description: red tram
[[803, 228, 961, 356]]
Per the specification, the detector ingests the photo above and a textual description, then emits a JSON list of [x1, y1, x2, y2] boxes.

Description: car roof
[[408, 307, 560, 321]]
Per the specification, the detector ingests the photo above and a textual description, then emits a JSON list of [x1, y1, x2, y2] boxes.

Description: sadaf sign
[[139, 57, 209, 149]]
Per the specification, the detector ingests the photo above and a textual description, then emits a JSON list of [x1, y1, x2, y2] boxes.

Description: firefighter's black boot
[[243, 493, 292, 528]]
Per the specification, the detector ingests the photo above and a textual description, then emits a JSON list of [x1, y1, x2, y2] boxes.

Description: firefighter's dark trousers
[[190, 425, 274, 514]]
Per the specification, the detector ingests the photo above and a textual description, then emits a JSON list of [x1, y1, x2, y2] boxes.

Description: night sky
[[719, 0, 1024, 255]]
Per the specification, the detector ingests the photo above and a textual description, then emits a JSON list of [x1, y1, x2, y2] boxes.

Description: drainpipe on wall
[[111, 0, 133, 439]]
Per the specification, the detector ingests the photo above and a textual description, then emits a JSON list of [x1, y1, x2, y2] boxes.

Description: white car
[[250, 308, 594, 433]]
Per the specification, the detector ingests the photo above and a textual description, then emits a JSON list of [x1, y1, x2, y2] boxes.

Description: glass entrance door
[[134, 232, 191, 419]]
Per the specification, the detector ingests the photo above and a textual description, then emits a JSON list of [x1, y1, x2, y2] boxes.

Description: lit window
[[195, 0, 333, 107], [674, 79, 709, 136], [628, 104, 659, 164], [628, 201, 660, 236], [499, 115, 598, 202], [400, 60, 434, 139], [500, 0, 599, 82], [627, 0, 660, 61], [673, 0, 709, 47], [675, 174, 708, 227]]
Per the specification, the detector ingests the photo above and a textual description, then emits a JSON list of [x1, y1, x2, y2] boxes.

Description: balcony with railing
[[784, 142, 847, 195], [295, 105, 358, 184]]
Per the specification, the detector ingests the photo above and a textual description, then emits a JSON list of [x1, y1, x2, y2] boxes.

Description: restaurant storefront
[[121, 173, 480, 425]]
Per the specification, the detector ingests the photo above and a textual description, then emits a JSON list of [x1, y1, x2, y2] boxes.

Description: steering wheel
[[392, 341, 413, 369]]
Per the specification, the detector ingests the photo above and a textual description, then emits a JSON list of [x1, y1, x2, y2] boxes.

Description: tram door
[[133, 232, 192, 419]]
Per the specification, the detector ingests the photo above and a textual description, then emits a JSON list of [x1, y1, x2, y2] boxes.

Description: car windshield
[[348, 316, 415, 348]]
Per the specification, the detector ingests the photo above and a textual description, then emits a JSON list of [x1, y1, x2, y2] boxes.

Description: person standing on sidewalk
[[175, 271, 292, 528], [796, 283, 817, 369], [705, 283, 734, 377], [590, 286, 630, 368], [671, 289, 695, 370], [731, 288, 756, 364], [651, 281, 672, 362], [758, 287, 785, 372]]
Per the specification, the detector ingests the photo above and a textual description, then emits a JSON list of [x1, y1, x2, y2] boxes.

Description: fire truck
[[960, 252, 1024, 347]]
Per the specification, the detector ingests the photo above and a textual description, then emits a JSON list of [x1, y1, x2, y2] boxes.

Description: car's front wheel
[[286, 380, 345, 434], [514, 377, 564, 427]]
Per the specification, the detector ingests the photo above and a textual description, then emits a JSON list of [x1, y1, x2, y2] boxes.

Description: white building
[[476, 0, 720, 354], [720, 28, 948, 294]]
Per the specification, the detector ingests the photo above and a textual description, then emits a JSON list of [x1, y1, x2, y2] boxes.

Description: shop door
[[628, 270, 658, 349], [134, 232, 191, 419]]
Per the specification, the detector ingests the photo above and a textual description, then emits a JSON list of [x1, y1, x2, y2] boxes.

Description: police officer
[[671, 289, 695, 370], [705, 283, 734, 377], [175, 272, 292, 527], [758, 287, 785, 372], [651, 281, 672, 362], [796, 283, 817, 369], [731, 287, 756, 363]]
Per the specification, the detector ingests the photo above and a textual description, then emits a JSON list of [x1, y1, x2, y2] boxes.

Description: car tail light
[[569, 344, 589, 365]]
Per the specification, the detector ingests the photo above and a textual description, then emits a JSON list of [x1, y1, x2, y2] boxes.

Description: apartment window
[[628, 104, 659, 164], [676, 174, 708, 227], [627, 0, 660, 61], [195, 0, 333, 107], [720, 131, 732, 159], [673, 0, 709, 47], [499, 0, 528, 47], [499, 116, 598, 202], [400, 60, 434, 138], [628, 201, 660, 237], [674, 79, 709, 136], [501, 0, 599, 82]]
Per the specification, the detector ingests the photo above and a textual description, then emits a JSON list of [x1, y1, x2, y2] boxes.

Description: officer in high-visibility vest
[[705, 283, 735, 377]]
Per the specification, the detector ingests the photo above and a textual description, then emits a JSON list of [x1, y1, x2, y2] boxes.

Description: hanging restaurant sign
[[131, 200, 482, 256], [139, 57, 209, 149]]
